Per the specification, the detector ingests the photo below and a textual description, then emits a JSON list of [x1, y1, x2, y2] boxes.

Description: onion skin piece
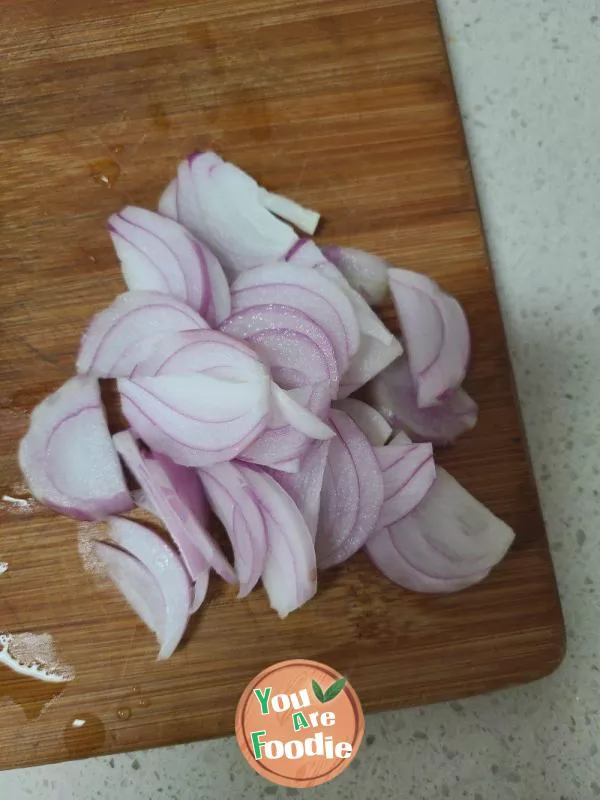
[[198, 462, 267, 597], [94, 541, 166, 636], [321, 246, 390, 306], [18, 376, 132, 521], [107, 516, 192, 660], [109, 206, 231, 327], [367, 354, 478, 445], [316, 409, 384, 569], [113, 430, 235, 583], [335, 398, 392, 447], [365, 468, 514, 593], [388, 268, 470, 408], [238, 465, 317, 618], [76, 291, 209, 378]]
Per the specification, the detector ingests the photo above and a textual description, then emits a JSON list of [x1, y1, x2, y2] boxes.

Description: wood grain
[[0, 0, 564, 770]]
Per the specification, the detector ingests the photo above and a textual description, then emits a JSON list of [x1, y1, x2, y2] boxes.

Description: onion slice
[[76, 291, 209, 378], [316, 409, 384, 569], [94, 541, 166, 636], [335, 398, 392, 447], [238, 465, 317, 618], [232, 263, 360, 369], [374, 434, 435, 528], [118, 369, 271, 468], [113, 430, 235, 583], [388, 268, 470, 408], [366, 468, 514, 593], [321, 246, 390, 306], [159, 152, 300, 277], [18, 376, 131, 521], [109, 206, 230, 326], [107, 516, 192, 660], [198, 462, 267, 597], [367, 354, 478, 445], [271, 439, 331, 540]]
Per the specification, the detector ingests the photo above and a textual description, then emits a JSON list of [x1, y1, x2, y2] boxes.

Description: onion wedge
[[198, 462, 267, 597], [18, 376, 131, 521], [76, 291, 209, 378], [238, 465, 317, 618], [109, 206, 230, 326], [107, 516, 192, 660], [113, 430, 235, 583], [321, 245, 389, 306], [388, 268, 470, 408]]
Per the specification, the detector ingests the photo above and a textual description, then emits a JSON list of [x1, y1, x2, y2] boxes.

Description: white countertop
[[3, 1, 600, 797]]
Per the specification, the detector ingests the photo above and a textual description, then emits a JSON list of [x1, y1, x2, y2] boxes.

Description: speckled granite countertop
[[3, 1, 600, 798]]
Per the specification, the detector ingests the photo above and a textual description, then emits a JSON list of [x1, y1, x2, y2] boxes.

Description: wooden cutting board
[[0, 0, 564, 770]]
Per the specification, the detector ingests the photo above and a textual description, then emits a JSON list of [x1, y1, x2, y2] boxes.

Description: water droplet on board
[[64, 714, 106, 758], [116, 706, 131, 720], [88, 158, 121, 188], [111, 143, 125, 154], [137, 696, 150, 708]]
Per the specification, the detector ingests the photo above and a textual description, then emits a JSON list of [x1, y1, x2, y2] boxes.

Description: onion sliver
[[109, 206, 230, 326], [335, 398, 392, 447], [365, 529, 489, 594], [374, 435, 435, 528], [388, 268, 470, 408], [316, 410, 384, 569], [238, 465, 317, 618], [367, 355, 478, 445], [321, 246, 389, 306], [118, 369, 270, 467], [94, 541, 166, 636], [191, 566, 210, 614], [232, 264, 360, 369], [18, 376, 131, 521], [198, 462, 267, 597], [271, 384, 333, 441], [160, 152, 299, 277], [271, 439, 331, 540], [113, 430, 235, 583], [107, 516, 192, 660], [76, 291, 209, 378]]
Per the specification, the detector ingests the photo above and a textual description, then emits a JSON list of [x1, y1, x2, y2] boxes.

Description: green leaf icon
[[312, 679, 325, 703], [323, 677, 347, 702]]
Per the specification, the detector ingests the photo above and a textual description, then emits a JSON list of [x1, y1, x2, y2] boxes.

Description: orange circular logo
[[235, 659, 364, 788]]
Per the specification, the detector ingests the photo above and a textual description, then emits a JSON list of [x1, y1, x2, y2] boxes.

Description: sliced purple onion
[[338, 333, 403, 399], [18, 376, 131, 521], [232, 263, 360, 370], [94, 541, 166, 636], [271, 439, 331, 540], [118, 368, 271, 468], [159, 152, 301, 277], [388, 268, 470, 408], [335, 398, 392, 447], [109, 206, 230, 327], [220, 304, 340, 392], [367, 354, 478, 445], [316, 409, 384, 569], [374, 434, 435, 528], [366, 468, 514, 593], [238, 465, 317, 618], [113, 430, 235, 583], [321, 246, 390, 306], [107, 516, 192, 660], [158, 178, 177, 218], [76, 291, 209, 378], [198, 462, 267, 597]]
